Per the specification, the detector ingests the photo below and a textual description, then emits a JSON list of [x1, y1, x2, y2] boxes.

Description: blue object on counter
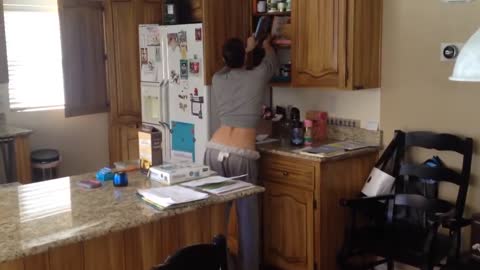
[[113, 172, 128, 187], [96, 167, 115, 181]]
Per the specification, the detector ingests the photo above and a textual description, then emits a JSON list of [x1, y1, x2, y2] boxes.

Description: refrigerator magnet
[[170, 70, 180, 84], [155, 47, 161, 62], [178, 31, 188, 58], [179, 102, 188, 112], [180, 60, 189, 80], [195, 28, 202, 41], [189, 57, 200, 75], [190, 95, 204, 119], [140, 48, 148, 65], [167, 33, 179, 51]]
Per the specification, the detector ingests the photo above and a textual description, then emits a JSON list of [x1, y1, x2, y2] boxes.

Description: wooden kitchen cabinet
[[104, 0, 162, 163], [292, 0, 347, 88], [264, 181, 314, 270], [109, 124, 140, 163], [104, 0, 250, 163], [248, 0, 382, 89], [288, 0, 383, 89], [15, 135, 32, 184], [261, 151, 378, 270]]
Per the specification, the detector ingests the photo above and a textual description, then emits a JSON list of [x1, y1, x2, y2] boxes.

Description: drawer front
[[261, 155, 315, 190]]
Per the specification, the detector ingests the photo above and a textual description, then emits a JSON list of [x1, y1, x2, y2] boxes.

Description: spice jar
[[257, 0, 267, 13]]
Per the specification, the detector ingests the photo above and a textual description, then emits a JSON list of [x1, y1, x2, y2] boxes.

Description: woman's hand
[[246, 34, 257, 53], [262, 35, 274, 53]]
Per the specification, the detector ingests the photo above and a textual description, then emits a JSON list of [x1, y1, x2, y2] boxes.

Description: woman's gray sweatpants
[[204, 142, 261, 270]]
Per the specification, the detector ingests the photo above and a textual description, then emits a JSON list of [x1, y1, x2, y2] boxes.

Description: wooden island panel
[[0, 204, 230, 270]]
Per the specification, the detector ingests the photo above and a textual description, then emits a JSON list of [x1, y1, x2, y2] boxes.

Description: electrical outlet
[[327, 117, 360, 128]]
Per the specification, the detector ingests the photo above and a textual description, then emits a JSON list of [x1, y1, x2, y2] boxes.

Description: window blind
[[4, 0, 65, 111]]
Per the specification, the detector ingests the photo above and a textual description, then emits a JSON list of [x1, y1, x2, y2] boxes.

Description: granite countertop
[[0, 126, 32, 139], [257, 141, 380, 162], [0, 171, 264, 263]]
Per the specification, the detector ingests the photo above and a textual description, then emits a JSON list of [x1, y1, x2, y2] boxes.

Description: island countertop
[[0, 171, 264, 264]]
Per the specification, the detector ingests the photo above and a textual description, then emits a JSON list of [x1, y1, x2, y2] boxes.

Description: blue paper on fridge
[[171, 121, 196, 162]]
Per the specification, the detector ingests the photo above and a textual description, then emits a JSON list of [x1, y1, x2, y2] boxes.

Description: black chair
[[338, 131, 473, 270], [152, 235, 228, 270]]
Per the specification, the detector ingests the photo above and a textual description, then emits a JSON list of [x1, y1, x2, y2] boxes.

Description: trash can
[[31, 149, 61, 181]]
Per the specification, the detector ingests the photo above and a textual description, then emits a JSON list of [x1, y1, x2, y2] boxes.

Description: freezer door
[[139, 24, 166, 83], [165, 23, 209, 163]]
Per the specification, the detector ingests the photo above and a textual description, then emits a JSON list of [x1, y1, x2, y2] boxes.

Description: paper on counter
[[181, 175, 247, 188], [201, 180, 254, 195], [181, 175, 254, 195], [137, 185, 209, 208]]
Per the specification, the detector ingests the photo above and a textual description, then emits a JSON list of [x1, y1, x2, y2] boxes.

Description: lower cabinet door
[[109, 124, 139, 164], [263, 181, 314, 270]]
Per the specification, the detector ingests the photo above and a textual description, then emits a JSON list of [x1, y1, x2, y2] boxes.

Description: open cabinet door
[[0, 2, 8, 83], [202, 0, 251, 85], [58, 0, 109, 117]]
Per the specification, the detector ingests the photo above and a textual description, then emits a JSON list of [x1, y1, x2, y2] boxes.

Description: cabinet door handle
[[282, 171, 289, 177]]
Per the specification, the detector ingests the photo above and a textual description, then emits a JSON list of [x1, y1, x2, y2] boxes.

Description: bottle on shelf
[[257, 0, 267, 13], [164, 0, 178, 25], [290, 107, 305, 146]]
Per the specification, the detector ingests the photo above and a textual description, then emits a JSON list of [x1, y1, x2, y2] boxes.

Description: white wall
[[272, 87, 381, 128], [1, 83, 109, 177]]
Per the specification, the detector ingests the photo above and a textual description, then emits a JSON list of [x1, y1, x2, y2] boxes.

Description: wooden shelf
[[253, 11, 291, 17], [270, 81, 291, 87]]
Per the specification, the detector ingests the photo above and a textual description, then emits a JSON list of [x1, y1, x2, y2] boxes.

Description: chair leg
[[455, 230, 462, 260], [387, 259, 394, 270]]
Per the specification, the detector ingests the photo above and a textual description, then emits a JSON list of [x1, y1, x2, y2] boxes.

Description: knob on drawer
[[282, 171, 289, 176]]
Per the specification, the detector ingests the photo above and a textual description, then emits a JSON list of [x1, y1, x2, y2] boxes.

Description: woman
[[204, 35, 277, 270]]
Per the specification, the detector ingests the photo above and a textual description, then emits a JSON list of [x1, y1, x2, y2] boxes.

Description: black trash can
[[31, 149, 61, 181]]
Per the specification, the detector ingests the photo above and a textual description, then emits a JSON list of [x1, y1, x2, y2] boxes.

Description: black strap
[[375, 132, 400, 170]]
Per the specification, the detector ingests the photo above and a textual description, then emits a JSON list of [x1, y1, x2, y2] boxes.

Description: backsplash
[[272, 87, 380, 129], [328, 125, 383, 146]]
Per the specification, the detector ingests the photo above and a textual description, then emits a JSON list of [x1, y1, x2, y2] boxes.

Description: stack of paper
[[299, 145, 345, 157], [182, 175, 255, 195], [327, 141, 374, 151], [137, 185, 209, 209], [299, 141, 375, 158]]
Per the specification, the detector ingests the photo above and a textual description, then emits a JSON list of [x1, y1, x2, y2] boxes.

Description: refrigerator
[[139, 23, 219, 163]]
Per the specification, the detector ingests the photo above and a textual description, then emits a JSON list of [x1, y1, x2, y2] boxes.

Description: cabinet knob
[[282, 171, 289, 177]]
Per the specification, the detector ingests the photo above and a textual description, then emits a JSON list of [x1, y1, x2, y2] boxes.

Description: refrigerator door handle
[[161, 79, 169, 124]]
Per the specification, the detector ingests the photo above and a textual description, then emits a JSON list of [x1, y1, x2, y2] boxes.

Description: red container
[[306, 111, 328, 143]]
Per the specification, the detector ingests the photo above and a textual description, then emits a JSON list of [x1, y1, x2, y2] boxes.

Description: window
[[4, 0, 64, 111]]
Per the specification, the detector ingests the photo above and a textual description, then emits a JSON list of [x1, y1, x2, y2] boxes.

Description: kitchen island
[[0, 171, 264, 270]]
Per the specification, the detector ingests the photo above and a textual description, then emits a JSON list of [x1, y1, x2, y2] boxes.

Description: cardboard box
[[306, 111, 328, 143], [139, 127, 163, 171]]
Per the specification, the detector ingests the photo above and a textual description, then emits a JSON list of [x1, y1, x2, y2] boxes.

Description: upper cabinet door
[[203, 0, 251, 85], [59, 0, 109, 117], [107, 2, 141, 123], [292, 0, 348, 88], [105, 0, 162, 124]]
